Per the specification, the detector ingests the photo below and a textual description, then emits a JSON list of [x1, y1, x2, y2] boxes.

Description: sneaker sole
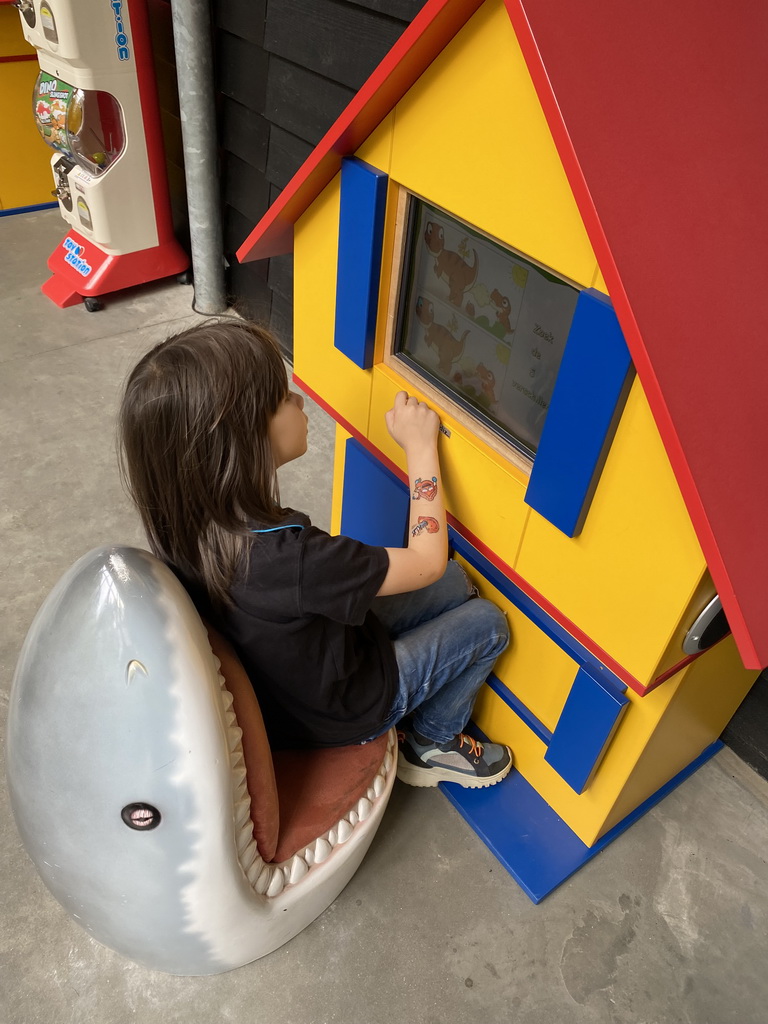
[[396, 749, 513, 789]]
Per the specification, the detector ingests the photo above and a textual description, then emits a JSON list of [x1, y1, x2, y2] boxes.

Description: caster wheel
[[83, 297, 104, 313], [176, 269, 193, 286]]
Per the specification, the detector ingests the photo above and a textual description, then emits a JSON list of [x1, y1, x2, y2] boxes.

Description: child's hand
[[385, 391, 440, 453]]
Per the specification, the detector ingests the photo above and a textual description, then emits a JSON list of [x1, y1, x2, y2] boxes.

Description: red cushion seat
[[206, 627, 387, 865]]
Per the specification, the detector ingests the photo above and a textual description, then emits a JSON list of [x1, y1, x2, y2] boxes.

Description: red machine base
[[42, 230, 189, 308]]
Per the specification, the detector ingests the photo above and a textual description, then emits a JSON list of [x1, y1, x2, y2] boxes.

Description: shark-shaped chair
[[7, 546, 397, 975]]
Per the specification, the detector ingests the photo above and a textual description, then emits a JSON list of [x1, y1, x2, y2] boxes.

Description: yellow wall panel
[[355, 111, 395, 175], [515, 377, 707, 682], [456, 559, 578, 733], [0, 10, 52, 210], [294, 177, 374, 436], [369, 364, 530, 571], [592, 265, 608, 293], [474, 675, 682, 846], [465, 548, 682, 845], [1, 6, 35, 58], [652, 571, 718, 681], [389, 0, 598, 287], [601, 637, 759, 837]]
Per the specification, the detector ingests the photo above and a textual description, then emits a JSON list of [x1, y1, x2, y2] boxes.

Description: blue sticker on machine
[[110, 0, 131, 60], [63, 237, 92, 277]]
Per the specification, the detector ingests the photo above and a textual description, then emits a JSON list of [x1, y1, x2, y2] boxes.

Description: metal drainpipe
[[169, 0, 227, 314]]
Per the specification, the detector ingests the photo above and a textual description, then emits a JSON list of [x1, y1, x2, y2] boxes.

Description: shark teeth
[[254, 863, 272, 895], [313, 837, 333, 864], [289, 857, 309, 884], [266, 868, 287, 897], [336, 818, 353, 843], [212, 663, 395, 901]]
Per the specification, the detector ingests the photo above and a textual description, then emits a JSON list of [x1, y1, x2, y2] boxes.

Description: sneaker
[[397, 730, 513, 789]]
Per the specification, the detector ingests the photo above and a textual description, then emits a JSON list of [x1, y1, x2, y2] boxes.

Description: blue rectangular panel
[[524, 289, 634, 536], [448, 527, 626, 696], [340, 439, 409, 548], [440, 737, 722, 903], [544, 666, 629, 793], [334, 158, 389, 369]]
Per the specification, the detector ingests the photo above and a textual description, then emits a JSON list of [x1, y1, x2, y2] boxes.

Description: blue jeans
[[369, 560, 509, 743]]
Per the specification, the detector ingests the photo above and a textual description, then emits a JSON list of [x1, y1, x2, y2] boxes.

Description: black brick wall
[[211, 0, 427, 354], [722, 671, 768, 781]]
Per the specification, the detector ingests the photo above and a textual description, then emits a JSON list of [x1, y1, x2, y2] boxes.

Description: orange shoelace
[[398, 729, 484, 756], [458, 733, 484, 758]]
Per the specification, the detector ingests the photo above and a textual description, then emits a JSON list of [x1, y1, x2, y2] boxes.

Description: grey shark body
[[7, 547, 395, 975]]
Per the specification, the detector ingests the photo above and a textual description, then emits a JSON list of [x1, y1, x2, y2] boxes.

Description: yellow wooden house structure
[[238, 0, 765, 898]]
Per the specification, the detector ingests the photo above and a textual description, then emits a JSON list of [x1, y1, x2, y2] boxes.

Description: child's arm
[[376, 391, 449, 596]]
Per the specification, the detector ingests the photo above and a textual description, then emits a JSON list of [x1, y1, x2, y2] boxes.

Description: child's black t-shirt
[[211, 511, 397, 749]]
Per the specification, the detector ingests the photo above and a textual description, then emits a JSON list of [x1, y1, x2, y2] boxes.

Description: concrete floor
[[2, 209, 768, 1024]]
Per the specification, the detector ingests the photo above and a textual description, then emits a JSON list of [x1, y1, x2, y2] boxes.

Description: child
[[118, 319, 512, 789]]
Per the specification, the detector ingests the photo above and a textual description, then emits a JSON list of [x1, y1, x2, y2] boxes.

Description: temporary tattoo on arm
[[412, 477, 438, 501], [411, 516, 440, 537]]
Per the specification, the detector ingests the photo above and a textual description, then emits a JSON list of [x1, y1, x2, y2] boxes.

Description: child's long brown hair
[[118, 319, 289, 606]]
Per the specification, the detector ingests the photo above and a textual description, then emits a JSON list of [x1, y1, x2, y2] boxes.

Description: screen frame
[[383, 188, 583, 471]]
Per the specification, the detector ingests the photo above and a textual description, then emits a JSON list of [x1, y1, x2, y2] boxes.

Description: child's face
[[268, 391, 308, 467]]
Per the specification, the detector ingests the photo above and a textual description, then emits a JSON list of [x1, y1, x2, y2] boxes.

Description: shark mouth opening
[[215, 664, 395, 899]]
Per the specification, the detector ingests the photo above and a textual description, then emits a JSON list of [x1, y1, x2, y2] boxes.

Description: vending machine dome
[[33, 72, 125, 176]]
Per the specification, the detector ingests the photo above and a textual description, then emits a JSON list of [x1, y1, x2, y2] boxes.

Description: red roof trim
[[236, 0, 485, 263]]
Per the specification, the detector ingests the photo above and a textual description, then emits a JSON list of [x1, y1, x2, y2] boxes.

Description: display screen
[[394, 199, 580, 457]]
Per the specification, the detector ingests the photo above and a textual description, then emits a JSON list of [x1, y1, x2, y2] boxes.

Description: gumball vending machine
[[17, 0, 188, 309]]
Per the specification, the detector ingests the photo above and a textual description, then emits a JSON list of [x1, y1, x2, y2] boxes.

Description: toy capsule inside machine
[[32, 70, 124, 218]]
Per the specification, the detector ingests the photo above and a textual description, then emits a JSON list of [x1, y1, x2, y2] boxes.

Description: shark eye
[[122, 803, 161, 831]]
